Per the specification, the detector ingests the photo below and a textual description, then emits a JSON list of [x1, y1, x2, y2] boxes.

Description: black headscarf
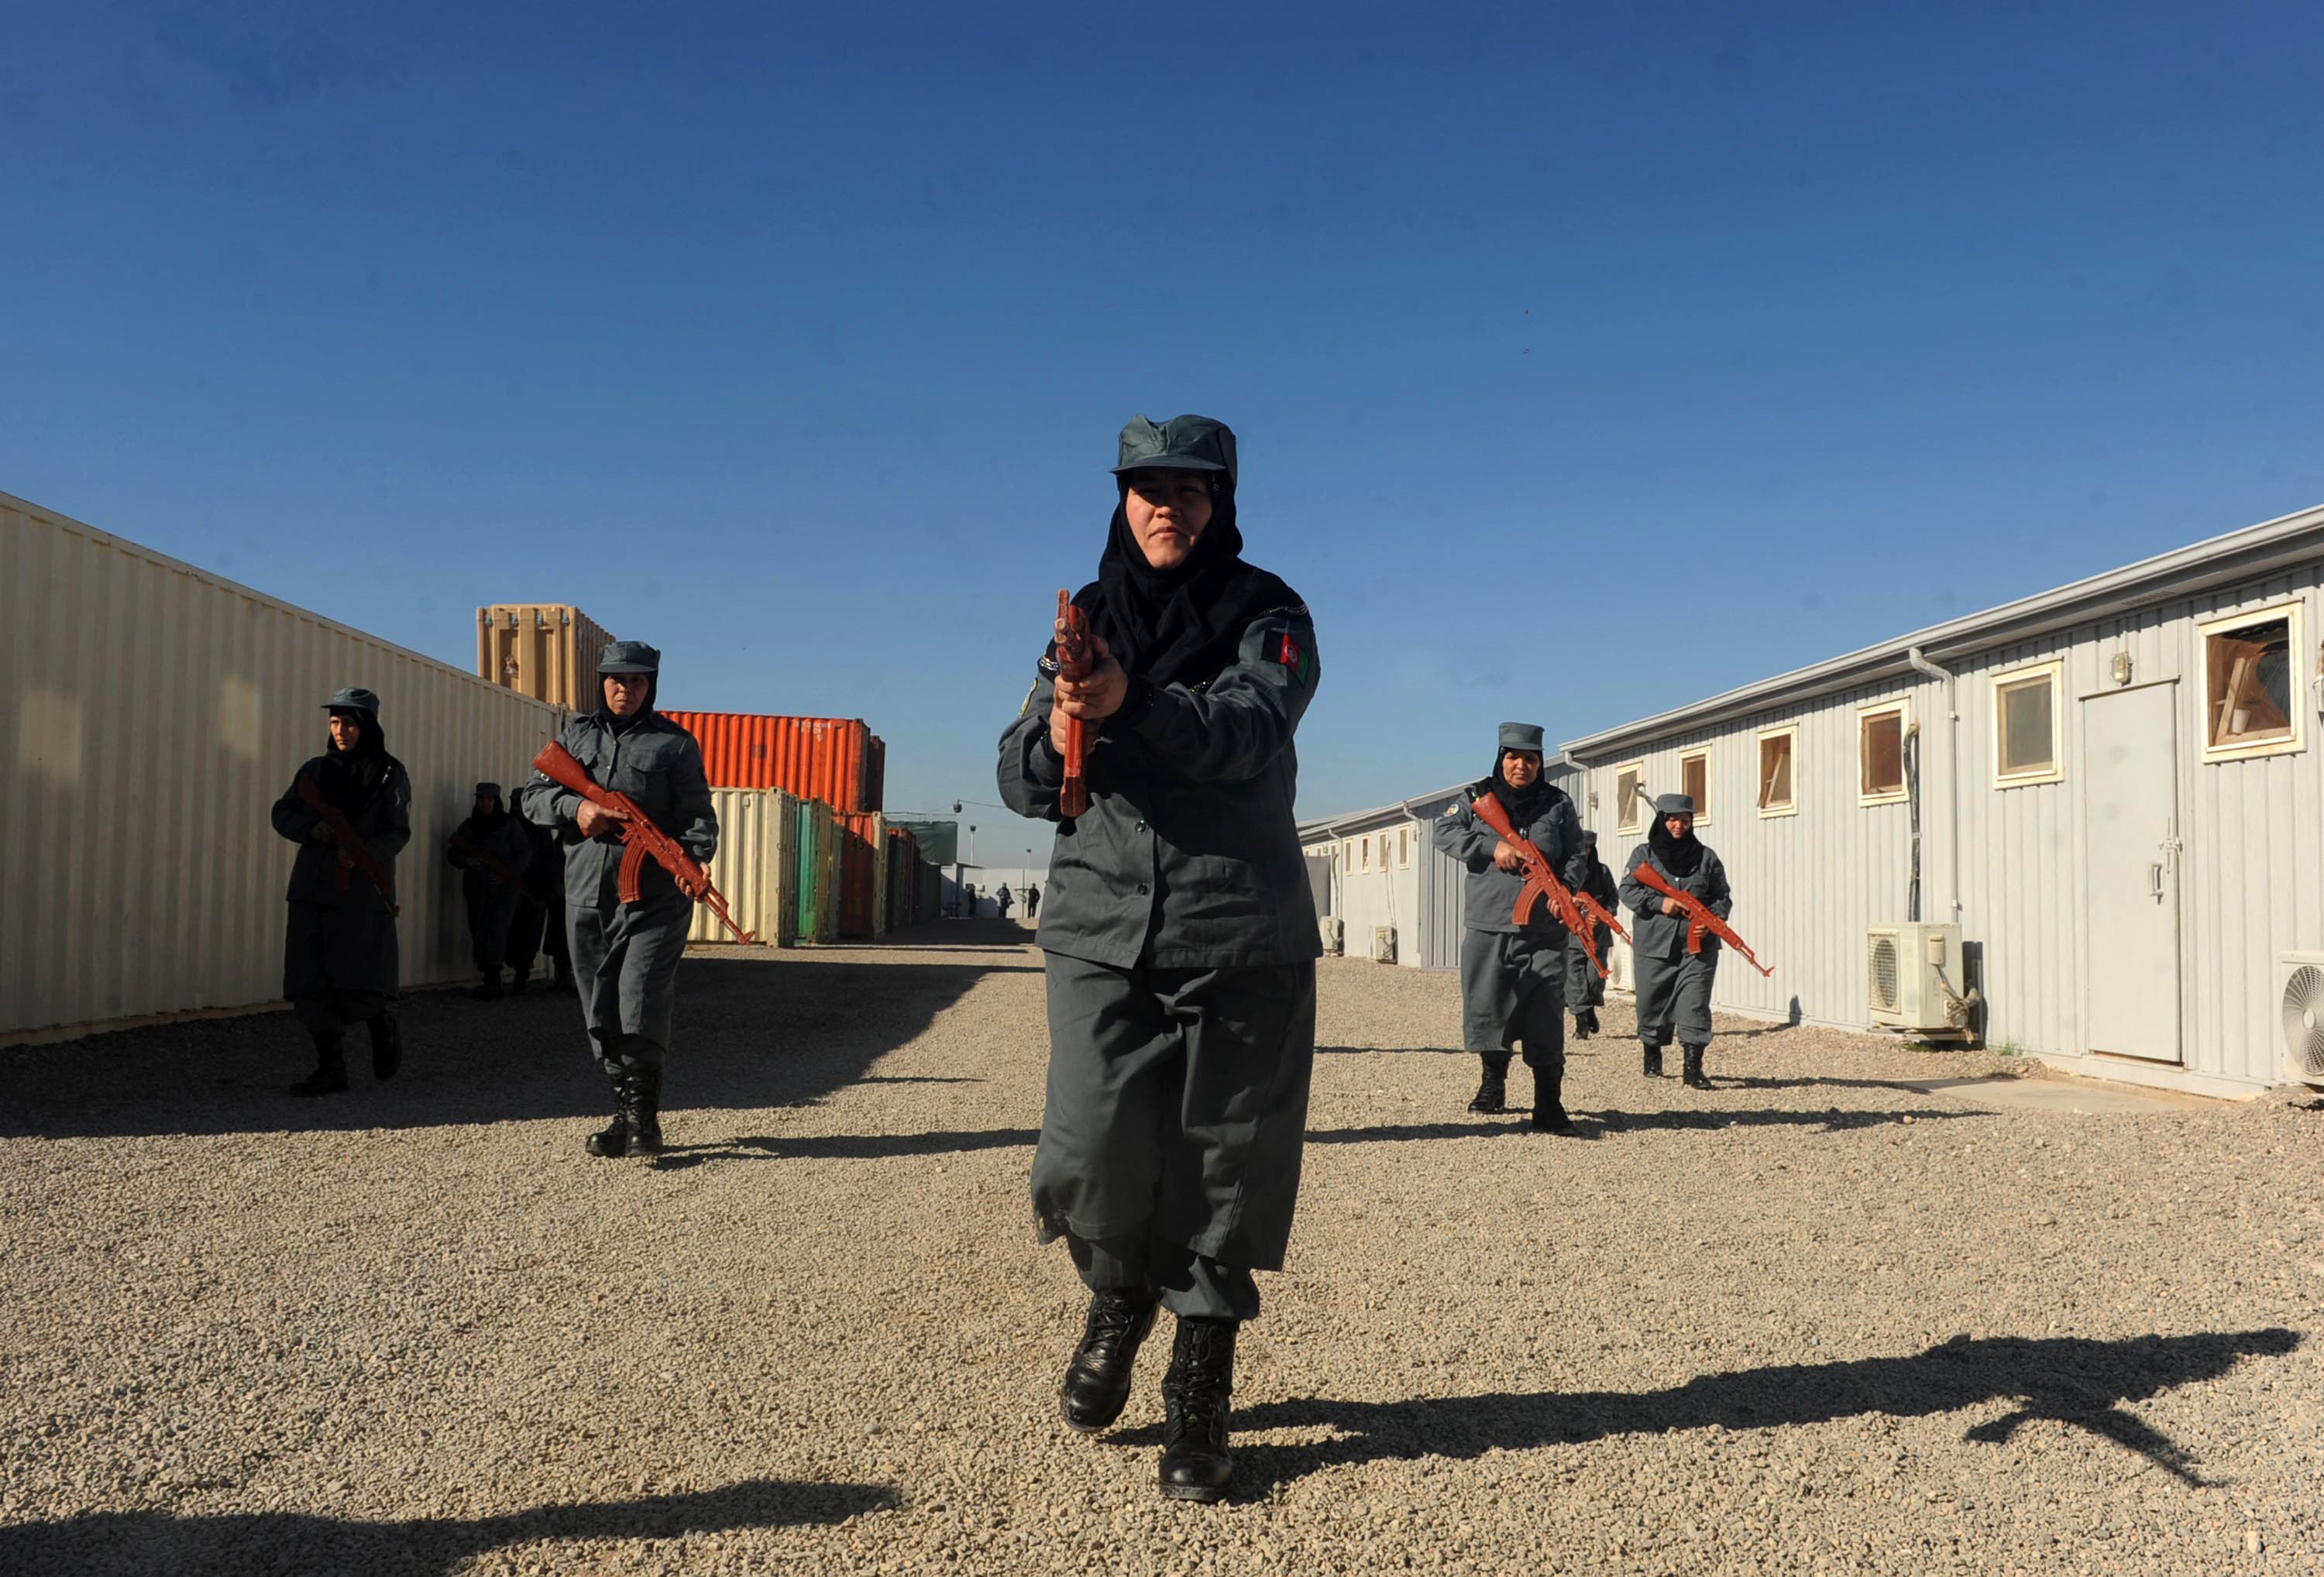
[[473, 789, 510, 832], [1071, 478, 1300, 689], [317, 709, 393, 813], [1649, 813, 1705, 878], [1475, 750, 1558, 827]]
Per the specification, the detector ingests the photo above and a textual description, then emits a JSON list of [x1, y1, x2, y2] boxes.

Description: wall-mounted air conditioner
[[1867, 922, 1972, 1035], [2279, 953, 2324, 1087], [1318, 917, 1344, 957], [1371, 926, 1397, 965]]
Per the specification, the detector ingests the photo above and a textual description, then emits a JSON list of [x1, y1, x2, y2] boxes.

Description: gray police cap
[[323, 686, 381, 714], [1497, 721, 1545, 754], [598, 641, 661, 675], [1580, 830, 1599, 845], [1111, 413, 1237, 487], [1655, 792, 1697, 816], [475, 782, 502, 799]]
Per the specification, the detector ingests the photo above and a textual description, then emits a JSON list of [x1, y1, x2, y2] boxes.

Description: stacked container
[[686, 788, 802, 947], [662, 711, 885, 813], [794, 799, 841, 944], [836, 812, 889, 939], [476, 603, 615, 711]]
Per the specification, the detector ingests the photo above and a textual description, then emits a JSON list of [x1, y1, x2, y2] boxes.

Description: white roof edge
[[1561, 499, 2324, 759]]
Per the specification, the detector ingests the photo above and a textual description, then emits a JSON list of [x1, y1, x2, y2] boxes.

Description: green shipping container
[[795, 799, 842, 945]]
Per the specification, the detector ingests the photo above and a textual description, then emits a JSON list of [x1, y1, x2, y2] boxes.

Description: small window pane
[[1399, 827, 1411, 867], [2208, 618, 2294, 748], [1999, 677, 2054, 775], [1681, 752, 1709, 819], [1616, 767, 1643, 831], [1758, 734, 1793, 809], [1862, 712, 1905, 797]]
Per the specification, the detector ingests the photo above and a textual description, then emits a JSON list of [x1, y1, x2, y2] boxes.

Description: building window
[[1360, 837, 1371, 872], [1343, 841, 1353, 874], [1858, 700, 1910, 805], [1614, 761, 1645, 833], [1679, 747, 1710, 824], [1992, 660, 2064, 786], [2202, 603, 2305, 762], [1398, 827, 1411, 868], [1756, 727, 1797, 816]]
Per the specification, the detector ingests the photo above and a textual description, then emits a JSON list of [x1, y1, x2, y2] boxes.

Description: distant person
[[1432, 722, 1586, 1132], [519, 642, 717, 1158], [1565, 830, 1618, 1040], [1621, 793, 1732, 1090], [998, 412, 1320, 1504], [962, 883, 978, 919], [270, 687, 410, 1096], [445, 782, 532, 998], [503, 807, 573, 994], [1025, 881, 1041, 920], [996, 883, 1014, 919]]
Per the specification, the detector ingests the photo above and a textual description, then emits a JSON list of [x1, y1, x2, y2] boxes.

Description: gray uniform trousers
[[285, 904, 396, 1036], [1459, 929, 1566, 1070], [1563, 924, 1612, 1011], [1034, 953, 1318, 1321], [1635, 947, 1718, 1046], [567, 887, 692, 1075], [464, 878, 525, 975]]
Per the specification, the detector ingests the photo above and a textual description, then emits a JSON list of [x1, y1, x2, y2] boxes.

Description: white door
[[2080, 683, 2182, 1062]]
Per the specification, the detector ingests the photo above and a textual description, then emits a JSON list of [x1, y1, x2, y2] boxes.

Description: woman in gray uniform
[[1564, 830, 1618, 1040], [519, 641, 717, 1158], [445, 782, 534, 998], [1432, 723, 1587, 1132], [270, 687, 410, 1096], [1620, 792, 1732, 1089], [997, 413, 1320, 1504]]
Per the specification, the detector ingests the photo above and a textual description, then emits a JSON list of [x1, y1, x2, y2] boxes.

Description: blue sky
[[6, 2, 2320, 847]]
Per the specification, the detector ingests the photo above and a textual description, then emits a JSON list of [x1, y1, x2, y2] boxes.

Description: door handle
[[2149, 862, 2164, 900]]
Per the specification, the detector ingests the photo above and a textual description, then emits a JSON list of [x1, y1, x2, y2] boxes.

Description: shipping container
[[837, 813, 889, 939], [476, 603, 614, 712], [686, 788, 801, 947], [3, 490, 568, 1039], [794, 799, 841, 944], [660, 710, 885, 813]]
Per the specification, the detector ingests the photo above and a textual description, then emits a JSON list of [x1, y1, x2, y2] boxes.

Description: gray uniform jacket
[[1619, 843, 1734, 957], [518, 712, 718, 909], [1432, 787, 1590, 937], [447, 812, 534, 892], [995, 608, 1323, 969], [271, 758, 414, 909]]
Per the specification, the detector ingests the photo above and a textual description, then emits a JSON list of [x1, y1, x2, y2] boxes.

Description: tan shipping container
[[2, 490, 569, 1039], [477, 603, 614, 712], [686, 788, 801, 947]]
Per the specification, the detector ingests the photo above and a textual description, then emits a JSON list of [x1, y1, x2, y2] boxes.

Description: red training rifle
[[529, 742, 756, 944], [293, 773, 400, 916], [1466, 788, 1628, 979], [1630, 862, 1772, 977], [448, 833, 525, 894], [1052, 589, 1092, 819]]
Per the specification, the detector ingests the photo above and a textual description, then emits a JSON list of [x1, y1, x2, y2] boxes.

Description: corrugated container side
[[662, 711, 878, 812], [866, 735, 886, 815], [688, 788, 802, 947], [2, 492, 567, 1038], [836, 812, 886, 939], [476, 603, 613, 712], [794, 799, 841, 944]]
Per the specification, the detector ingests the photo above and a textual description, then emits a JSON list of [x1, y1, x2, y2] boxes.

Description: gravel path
[[5, 929, 2321, 1574]]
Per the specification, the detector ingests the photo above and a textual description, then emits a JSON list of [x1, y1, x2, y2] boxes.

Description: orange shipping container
[[662, 710, 885, 813]]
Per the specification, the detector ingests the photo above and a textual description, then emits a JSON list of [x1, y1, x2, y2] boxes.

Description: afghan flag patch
[[1267, 628, 1317, 686]]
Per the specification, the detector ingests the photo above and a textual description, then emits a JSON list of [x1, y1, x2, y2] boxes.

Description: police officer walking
[[445, 782, 533, 998], [519, 642, 717, 1158], [1433, 723, 1587, 1132], [1620, 792, 1733, 1089], [503, 809, 572, 994], [1564, 830, 1618, 1041], [997, 413, 1320, 1504], [270, 687, 411, 1096]]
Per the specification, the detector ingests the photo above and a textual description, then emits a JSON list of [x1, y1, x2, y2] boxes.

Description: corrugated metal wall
[[661, 710, 883, 813], [686, 788, 800, 947], [2, 491, 566, 1037], [476, 602, 613, 711]]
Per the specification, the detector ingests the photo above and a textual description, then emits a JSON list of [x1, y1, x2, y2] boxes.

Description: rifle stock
[[531, 742, 757, 945]]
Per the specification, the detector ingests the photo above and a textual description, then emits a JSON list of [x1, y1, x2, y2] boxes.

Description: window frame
[[1755, 725, 1799, 818], [2199, 600, 2307, 764], [1678, 747, 1712, 826], [1360, 836, 1371, 872], [1398, 826, 1411, 869], [1857, 699, 1912, 806], [1343, 840, 1354, 874], [1990, 658, 2066, 788], [1614, 761, 1646, 835]]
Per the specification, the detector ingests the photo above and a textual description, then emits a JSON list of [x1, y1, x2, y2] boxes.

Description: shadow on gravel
[[1308, 1105, 1987, 1144], [0, 1477, 899, 1577], [0, 953, 1005, 1141], [1129, 1328, 2300, 1498], [655, 1127, 1041, 1167]]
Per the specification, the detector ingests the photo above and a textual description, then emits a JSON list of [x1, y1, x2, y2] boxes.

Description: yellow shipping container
[[687, 788, 802, 947], [477, 603, 614, 711]]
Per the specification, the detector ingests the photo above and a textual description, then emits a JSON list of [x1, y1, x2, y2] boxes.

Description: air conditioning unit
[[1371, 926, 1397, 965], [1866, 922, 1970, 1034], [2279, 953, 2324, 1087], [1318, 917, 1344, 957]]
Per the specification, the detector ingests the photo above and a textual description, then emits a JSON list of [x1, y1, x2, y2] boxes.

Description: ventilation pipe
[[1903, 647, 1963, 920]]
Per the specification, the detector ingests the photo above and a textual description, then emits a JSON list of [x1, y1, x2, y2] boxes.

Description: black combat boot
[[288, 1032, 348, 1097], [1157, 1318, 1237, 1503], [1642, 1041, 1664, 1079], [1681, 1044, 1711, 1090], [508, 971, 531, 997], [366, 1013, 401, 1081], [626, 1066, 665, 1156], [586, 1072, 631, 1157], [468, 973, 504, 1001], [1530, 1063, 1576, 1134], [1466, 1053, 1511, 1115], [1059, 1289, 1160, 1433], [1577, 1006, 1600, 1038]]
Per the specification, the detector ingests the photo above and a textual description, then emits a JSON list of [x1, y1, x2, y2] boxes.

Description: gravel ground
[[5, 926, 2322, 1575]]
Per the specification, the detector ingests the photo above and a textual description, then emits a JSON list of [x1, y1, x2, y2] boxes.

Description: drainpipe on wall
[[1904, 647, 1965, 921]]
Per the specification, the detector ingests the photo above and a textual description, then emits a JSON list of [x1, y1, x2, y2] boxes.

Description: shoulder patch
[[1263, 627, 1317, 686]]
